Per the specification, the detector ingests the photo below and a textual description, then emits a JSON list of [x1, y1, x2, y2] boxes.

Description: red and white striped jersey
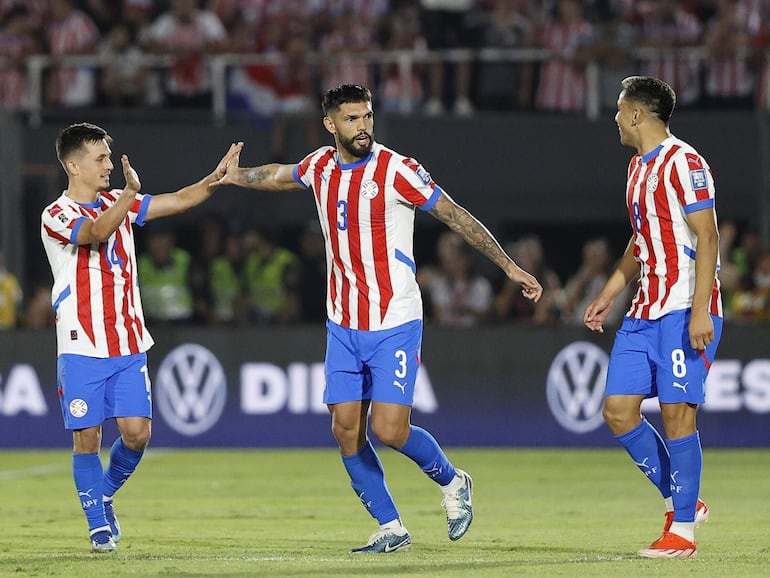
[[293, 142, 442, 330], [535, 19, 593, 112], [624, 136, 722, 320], [40, 190, 155, 358]]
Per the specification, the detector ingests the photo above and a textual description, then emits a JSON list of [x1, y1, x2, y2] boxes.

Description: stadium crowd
[[1, 0, 769, 329], [1, 0, 770, 114]]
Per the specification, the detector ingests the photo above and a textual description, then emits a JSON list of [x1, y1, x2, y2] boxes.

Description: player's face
[[71, 139, 114, 191], [326, 101, 374, 162], [614, 93, 638, 149]]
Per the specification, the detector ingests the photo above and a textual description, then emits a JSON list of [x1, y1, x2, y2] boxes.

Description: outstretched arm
[[145, 142, 244, 222], [428, 192, 543, 302], [211, 144, 305, 192], [583, 237, 638, 333], [76, 155, 141, 244]]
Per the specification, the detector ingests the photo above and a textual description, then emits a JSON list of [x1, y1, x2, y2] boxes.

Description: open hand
[[121, 154, 140, 194], [209, 142, 244, 189]]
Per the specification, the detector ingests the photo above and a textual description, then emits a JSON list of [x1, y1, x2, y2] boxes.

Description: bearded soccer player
[[41, 122, 242, 552], [584, 76, 722, 558], [214, 84, 543, 553]]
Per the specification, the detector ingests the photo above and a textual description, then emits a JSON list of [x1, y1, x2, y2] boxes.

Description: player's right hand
[[121, 154, 141, 194]]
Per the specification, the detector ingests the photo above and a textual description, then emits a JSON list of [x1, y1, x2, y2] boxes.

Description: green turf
[[0, 448, 768, 577]]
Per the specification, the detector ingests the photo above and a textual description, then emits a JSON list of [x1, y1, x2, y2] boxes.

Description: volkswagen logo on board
[[546, 341, 608, 434], [155, 343, 227, 436]]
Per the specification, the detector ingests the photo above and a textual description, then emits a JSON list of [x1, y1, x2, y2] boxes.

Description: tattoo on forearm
[[431, 202, 508, 269], [244, 166, 273, 185]]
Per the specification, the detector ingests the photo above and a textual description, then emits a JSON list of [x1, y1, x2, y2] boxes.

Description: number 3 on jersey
[[337, 200, 348, 231]]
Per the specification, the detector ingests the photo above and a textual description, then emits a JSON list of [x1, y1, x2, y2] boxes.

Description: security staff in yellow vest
[[242, 228, 300, 324], [0, 250, 22, 330], [137, 230, 194, 323]]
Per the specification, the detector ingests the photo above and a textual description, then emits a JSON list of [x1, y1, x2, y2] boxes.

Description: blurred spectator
[[378, 1, 428, 114], [137, 229, 195, 324], [45, 0, 101, 107], [474, 0, 537, 111], [420, 231, 494, 326], [534, 0, 595, 113], [242, 228, 301, 324], [717, 218, 742, 309], [729, 247, 770, 322], [98, 22, 148, 107], [208, 232, 248, 325], [142, 0, 227, 108], [420, 0, 476, 116], [188, 213, 226, 324], [297, 222, 328, 323], [557, 237, 629, 326], [494, 234, 561, 324], [702, 0, 759, 109], [0, 5, 38, 111], [318, 8, 374, 91], [753, 0, 770, 109], [0, 249, 22, 329], [22, 285, 55, 329], [637, 0, 703, 107], [730, 226, 763, 286], [589, 0, 641, 111]]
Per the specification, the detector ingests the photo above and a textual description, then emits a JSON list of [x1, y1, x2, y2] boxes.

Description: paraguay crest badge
[[361, 180, 379, 200]]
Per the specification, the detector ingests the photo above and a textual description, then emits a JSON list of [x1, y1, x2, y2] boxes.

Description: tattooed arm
[[213, 148, 305, 191], [428, 192, 543, 302]]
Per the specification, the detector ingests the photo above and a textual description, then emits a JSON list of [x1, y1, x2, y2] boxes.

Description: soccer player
[[583, 76, 722, 558], [41, 122, 242, 552], [214, 84, 543, 553]]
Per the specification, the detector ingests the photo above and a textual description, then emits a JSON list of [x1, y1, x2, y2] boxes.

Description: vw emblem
[[546, 341, 608, 434], [155, 344, 227, 436]]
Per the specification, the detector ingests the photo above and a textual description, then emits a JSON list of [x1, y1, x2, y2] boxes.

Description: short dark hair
[[55, 122, 112, 163], [322, 84, 372, 115], [620, 76, 676, 123]]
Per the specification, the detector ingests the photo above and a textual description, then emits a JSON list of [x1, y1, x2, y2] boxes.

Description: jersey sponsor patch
[[689, 168, 708, 190]]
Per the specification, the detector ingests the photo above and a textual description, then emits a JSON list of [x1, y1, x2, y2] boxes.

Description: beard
[[339, 132, 373, 159]]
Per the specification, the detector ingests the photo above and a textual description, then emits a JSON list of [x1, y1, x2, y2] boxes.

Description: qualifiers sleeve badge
[[689, 168, 708, 190]]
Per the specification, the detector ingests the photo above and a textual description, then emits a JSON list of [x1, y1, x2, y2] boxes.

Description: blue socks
[[342, 441, 399, 525], [668, 431, 702, 522], [614, 418, 671, 499], [397, 426, 456, 486], [103, 437, 144, 498], [72, 452, 107, 533]]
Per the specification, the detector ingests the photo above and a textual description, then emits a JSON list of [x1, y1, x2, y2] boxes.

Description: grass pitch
[[0, 447, 768, 577]]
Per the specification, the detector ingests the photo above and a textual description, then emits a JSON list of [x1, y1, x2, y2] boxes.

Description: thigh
[[106, 353, 153, 419], [605, 318, 657, 398], [655, 311, 722, 405], [324, 320, 370, 405], [365, 320, 422, 407], [57, 354, 108, 429]]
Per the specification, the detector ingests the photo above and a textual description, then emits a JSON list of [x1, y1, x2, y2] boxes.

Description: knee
[[122, 424, 151, 451], [602, 402, 640, 436], [370, 420, 409, 449]]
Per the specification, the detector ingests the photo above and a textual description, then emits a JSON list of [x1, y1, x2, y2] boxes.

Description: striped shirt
[[624, 136, 722, 320], [293, 142, 442, 330], [40, 190, 154, 357]]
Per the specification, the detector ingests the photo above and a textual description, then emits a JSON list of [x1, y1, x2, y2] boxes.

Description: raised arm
[[144, 142, 244, 222], [212, 145, 306, 192], [428, 192, 543, 302], [76, 155, 140, 244]]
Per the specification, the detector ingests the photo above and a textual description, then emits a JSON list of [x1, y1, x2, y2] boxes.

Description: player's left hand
[[688, 310, 714, 350]]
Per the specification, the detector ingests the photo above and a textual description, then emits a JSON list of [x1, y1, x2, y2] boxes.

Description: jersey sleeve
[[394, 157, 443, 211], [670, 151, 715, 214], [41, 203, 84, 246], [293, 146, 334, 189]]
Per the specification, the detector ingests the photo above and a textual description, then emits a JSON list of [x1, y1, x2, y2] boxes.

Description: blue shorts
[[605, 310, 722, 404], [57, 353, 153, 430], [324, 319, 422, 406]]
